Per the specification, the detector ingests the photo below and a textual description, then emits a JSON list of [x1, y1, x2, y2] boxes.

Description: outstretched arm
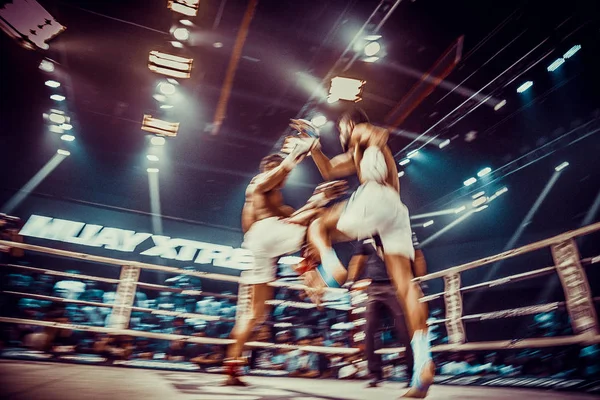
[[255, 139, 315, 193], [310, 147, 356, 180]]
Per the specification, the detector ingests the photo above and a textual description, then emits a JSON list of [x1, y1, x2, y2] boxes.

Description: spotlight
[[547, 58, 565, 72], [423, 220, 434, 228], [311, 115, 327, 127], [170, 41, 183, 48], [438, 139, 450, 149], [364, 34, 382, 41], [399, 159, 410, 166], [45, 80, 60, 88], [142, 115, 180, 137], [153, 94, 167, 102], [173, 27, 190, 41], [57, 149, 70, 156], [50, 94, 65, 101], [398, 171, 405, 178], [48, 125, 64, 134], [407, 150, 419, 159], [563, 45, 581, 59], [494, 99, 507, 111], [160, 105, 174, 109], [364, 41, 381, 57], [463, 177, 477, 186], [363, 57, 380, 63], [477, 167, 492, 177], [555, 162, 569, 172], [147, 168, 159, 173], [49, 113, 66, 124], [39, 60, 55, 72], [213, 42, 224, 48], [495, 187, 508, 196], [517, 81, 533, 93], [454, 205, 467, 214], [151, 136, 166, 146], [158, 82, 176, 95], [60, 134, 75, 142], [472, 191, 485, 199], [60, 123, 73, 130], [329, 76, 365, 102], [147, 155, 159, 162], [474, 205, 489, 212], [167, 0, 199, 16], [472, 196, 488, 208], [179, 19, 194, 26]]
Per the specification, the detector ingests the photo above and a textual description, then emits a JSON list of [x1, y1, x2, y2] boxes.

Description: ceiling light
[[60, 123, 73, 130], [39, 60, 55, 72], [60, 134, 75, 142], [147, 168, 159, 173], [170, 41, 183, 48], [555, 162, 569, 172], [179, 19, 194, 26], [472, 191, 485, 199], [407, 150, 419, 158], [495, 187, 508, 196], [438, 139, 450, 149], [517, 81, 533, 93], [57, 149, 70, 156], [147, 155, 159, 162], [494, 99, 506, 111], [547, 58, 565, 72], [49, 113, 66, 124], [399, 159, 410, 166], [398, 171, 405, 178], [474, 205, 489, 213], [311, 115, 327, 127], [158, 82, 176, 95], [329, 76, 365, 102], [150, 136, 166, 146], [363, 56, 380, 63], [50, 94, 65, 101], [563, 45, 581, 59], [477, 167, 492, 177], [364, 34, 382, 41], [423, 220, 434, 228], [463, 177, 477, 186], [153, 94, 167, 102], [327, 96, 339, 104], [167, 0, 199, 16], [364, 41, 381, 57], [472, 196, 488, 208], [49, 125, 64, 134], [160, 105, 174, 109], [454, 206, 466, 214], [142, 115, 179, 137], [45, 80, 60, 88], [213, 42, 223, 48], [148, 50, 193, 79], [173, 27, 190, 41]]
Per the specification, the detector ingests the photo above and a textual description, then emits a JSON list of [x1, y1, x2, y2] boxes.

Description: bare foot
[[223, 375, 248, 387]]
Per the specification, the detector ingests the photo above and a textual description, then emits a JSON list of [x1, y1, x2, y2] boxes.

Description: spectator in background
[[132, 338, 155, 360], [190, 344, 225, 369], [440, 353, 470, 375], [53, 271, 85, 300], [166, 338, 187, 362]]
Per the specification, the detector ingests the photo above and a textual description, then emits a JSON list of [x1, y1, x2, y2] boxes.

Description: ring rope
[[414, 221, 600, 282]]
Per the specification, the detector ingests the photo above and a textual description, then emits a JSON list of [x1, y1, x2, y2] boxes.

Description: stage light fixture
[[158, 82, 176, 95], [423, 220, 434, 228], [148, 50, 193, 79], [517, 81, 533, 93], [364, 41, 381, 57], [57, 149, 70, 156], [463, 177, 477, 186], [39, 60, 55, 72], [49, 113, 66, 124], [438, 139, 450, 149], [474, 205, 489, 212], [563, 45, 581, 59], [472, 191, 485, 199], [1, 1, 66, 50], [399, 159, 410, 166], [60, 134, 75, 142], [547, 58, 565, 72], [167, 0, 199, 17], [363, 56, 380, 63], [142, 115, 180, 137], [170, 41, 183, 48], [45, 80, 60, 88], [327, 96, 339, 104], [364, 34, 382, 41], [147, 155, 159, 162], [180, 19, 193, 26], [477, 167, 492, 177], [311, 115, 327, 127], [173, 27, 190, 41], [213, 42, 224, 48], [160, 105, 174, 109], [50, 94, 65, 101], [153, 94, 167, 102], [454, 205, 467, 214], [150, 136, 166, 146], [495, 187, 508, 196], [494, 99, 507, 111], [60, 123, 73, 130], [472, 196, 488, 208], [147, 168, 159, 173], [329, 76, 365, 102], [555, 162, 569, 172], [48, 125, 63, 134], [407, 149, 419, 159], [398, 171, 405, 178]]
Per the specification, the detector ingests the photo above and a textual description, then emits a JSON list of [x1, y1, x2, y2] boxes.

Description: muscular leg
[[384, 254, 432, 398]]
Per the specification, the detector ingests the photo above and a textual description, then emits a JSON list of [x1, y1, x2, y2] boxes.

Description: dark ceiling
[[1, 0, 599, 255]]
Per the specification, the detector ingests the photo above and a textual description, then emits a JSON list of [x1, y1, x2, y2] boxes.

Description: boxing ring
[[1, 221, 600, 399]]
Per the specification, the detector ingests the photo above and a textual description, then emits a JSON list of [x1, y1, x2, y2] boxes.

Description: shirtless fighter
[[288, 109, 434, 398], [224, 126, 346, 386]]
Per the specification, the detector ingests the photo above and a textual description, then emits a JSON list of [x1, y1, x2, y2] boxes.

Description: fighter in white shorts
[[288, 109, 434, 398], [224, 123, 346, 386]]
